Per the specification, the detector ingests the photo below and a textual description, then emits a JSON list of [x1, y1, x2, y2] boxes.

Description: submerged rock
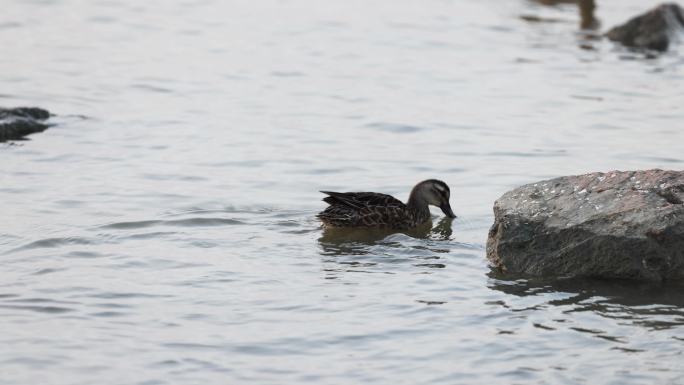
[[606, 3, 684, 52], [487, 170, 684, 281], [0, 107, 51, 142]]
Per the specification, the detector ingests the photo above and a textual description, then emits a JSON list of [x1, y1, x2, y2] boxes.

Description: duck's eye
[[432, 188, 447, 199]]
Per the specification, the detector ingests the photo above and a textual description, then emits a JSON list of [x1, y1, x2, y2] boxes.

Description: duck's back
[[317, 191, 415, 228]]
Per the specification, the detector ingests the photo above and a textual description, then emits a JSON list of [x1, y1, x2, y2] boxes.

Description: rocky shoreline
[[606, 3, 684, 52], [487, 170, 684, 281], [0, 107, 52, 142]]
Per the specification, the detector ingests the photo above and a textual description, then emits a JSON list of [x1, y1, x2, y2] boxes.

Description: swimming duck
[[317, 179, 456, 229]]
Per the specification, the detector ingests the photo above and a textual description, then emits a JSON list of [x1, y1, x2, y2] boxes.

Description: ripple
[[305, 168, 348, 175], [89, 311, 128, 317], [63, 251, 102, 259], [131, 83, 173, 93], [101, 217, 245, 229], [101, 220, 161, 229], [163, 342, 221, 350], [0, 22, 22, 29], [166, 217, 246, 227], [84, 292, 173, 300], [32, 268, 64, 275], [4, 297, 77, 305], [365, 122, 426, 133], [120, 231, 178, 240], [272, 220, 300, 227], [141, 173, 208, 181], [2, 357, 57, 367], [0, 305, 74, 314], [5, 237, 94, 254], [487, 150, 568, 158], [270, 71, 305, 77]]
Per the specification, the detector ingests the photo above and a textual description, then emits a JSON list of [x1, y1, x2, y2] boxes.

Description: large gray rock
[[487, 170, 684, 281], [0, 107, 51, 142], [606, 3, 684, 52]]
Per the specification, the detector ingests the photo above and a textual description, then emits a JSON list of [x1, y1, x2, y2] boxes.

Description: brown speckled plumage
[[317, 179, 456, 229]]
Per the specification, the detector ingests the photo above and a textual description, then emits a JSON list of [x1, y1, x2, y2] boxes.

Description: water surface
[[1, 0, 683, 384]]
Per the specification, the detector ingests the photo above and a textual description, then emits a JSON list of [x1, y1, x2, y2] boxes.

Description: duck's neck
[[407, 194, 430, 220]]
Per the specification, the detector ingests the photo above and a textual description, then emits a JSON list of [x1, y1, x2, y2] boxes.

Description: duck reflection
[[317, 217, 455, 277], [528, 0, 599, 30], [577, 0, 598, 30], [487, 270, 684, 330], [318, 216, 454, 255]]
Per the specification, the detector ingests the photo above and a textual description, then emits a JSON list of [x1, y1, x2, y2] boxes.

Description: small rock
[[605, 3, 684, 52], [0, 107, 51, 142], [487, 169, 684, 281]]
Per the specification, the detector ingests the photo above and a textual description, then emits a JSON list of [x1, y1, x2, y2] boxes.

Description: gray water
[[2, 0, 684, 384]]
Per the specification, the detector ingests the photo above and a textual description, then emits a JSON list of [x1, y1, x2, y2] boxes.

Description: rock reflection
[[488, 271, 684, 330]]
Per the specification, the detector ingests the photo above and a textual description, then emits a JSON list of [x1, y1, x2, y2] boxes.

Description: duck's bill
[[440, 203, 457, 218]]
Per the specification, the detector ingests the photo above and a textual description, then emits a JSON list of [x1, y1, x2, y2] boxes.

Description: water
[[1, 0, 684, 384]]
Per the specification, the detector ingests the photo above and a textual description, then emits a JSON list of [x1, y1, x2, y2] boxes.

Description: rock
[[487, 170, 684, 281], [605, 3, 684, 52], [0, 107, 51, 142]]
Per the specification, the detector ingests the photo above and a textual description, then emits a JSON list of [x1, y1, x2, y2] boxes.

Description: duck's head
[[410, 179, 456, 218]]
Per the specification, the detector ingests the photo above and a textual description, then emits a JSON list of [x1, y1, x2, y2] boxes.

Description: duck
[[317, 179, 456, 229]]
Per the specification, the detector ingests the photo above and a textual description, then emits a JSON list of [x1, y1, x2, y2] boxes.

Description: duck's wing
[[320, 191, 404, 209], [318, 191, 408, 227]]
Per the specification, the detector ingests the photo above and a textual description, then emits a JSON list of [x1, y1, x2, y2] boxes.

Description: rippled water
[[2, 0, 684, 384]]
